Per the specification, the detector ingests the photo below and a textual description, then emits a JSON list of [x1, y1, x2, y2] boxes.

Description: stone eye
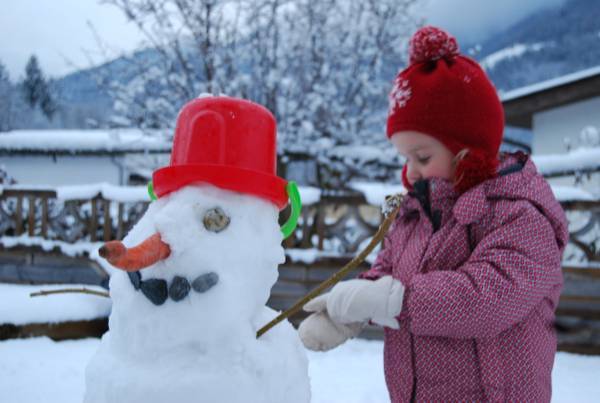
[[203, 207, 230, 233]]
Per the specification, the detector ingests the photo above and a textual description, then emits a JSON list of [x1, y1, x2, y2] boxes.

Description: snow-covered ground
[[0, 336, 598, 403], [0, 283, 110, 325]]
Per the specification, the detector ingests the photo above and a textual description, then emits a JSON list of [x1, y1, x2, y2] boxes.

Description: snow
[[286, 248, 353, 264], [0, 283, 110, 326], [500, 64, 600, 102], [480, 42, 546, 71], [551, 186, 599, 202], [0, 337, 100, 403], [348, 182, 405, 206], [298, 186, 322, 205], [1, 182, 316, 204], [83, 184, 310, 403], [55, 183, 149, 202], [0, 336, 599, 403], [328, 145, 389, 164], [0, 129, 171, 153], [0, 236, 102, 258], [533, 146, 600, 179]]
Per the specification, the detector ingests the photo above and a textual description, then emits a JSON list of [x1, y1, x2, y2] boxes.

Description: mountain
[[22, 0, 600, 132], [473, 0, 600, 92], [49, 49, 163, 129]]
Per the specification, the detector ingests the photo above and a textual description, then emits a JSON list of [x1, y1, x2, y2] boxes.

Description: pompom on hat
[[388, 26, 505, 194]]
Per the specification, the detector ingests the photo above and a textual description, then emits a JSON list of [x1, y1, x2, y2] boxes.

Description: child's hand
[[299, 296, 363, 351], [326, 276, 405, 329], [298, 311, 363, 351]]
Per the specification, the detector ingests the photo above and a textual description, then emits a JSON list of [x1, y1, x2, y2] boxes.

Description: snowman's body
[[84, 185, 310, 403]]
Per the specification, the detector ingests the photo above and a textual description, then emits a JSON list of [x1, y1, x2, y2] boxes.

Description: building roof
[[500, 65, 600, 129], [0, 129, 171, 155]]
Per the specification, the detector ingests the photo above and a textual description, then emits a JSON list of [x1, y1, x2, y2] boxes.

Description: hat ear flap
[[401, 164, 414, 191], [453, 149, 498, 194]]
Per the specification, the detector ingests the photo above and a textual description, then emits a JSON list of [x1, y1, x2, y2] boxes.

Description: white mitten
[[326, 276, 405, 329], [298, 293, 363, 351], [298, 311, 363, 351]]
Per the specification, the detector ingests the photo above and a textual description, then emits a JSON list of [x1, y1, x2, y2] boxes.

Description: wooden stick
[[257, 193, 404, 338], [30, 288, 110, 298]]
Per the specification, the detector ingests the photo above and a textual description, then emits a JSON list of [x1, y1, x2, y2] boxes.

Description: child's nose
[[407, 165, 421, 183]]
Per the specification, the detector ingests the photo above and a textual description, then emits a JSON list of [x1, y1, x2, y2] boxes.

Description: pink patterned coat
[[360, 152, 569, 402]]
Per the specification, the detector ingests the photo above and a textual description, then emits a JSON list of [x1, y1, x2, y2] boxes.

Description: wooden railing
[[0, 188, 148, 244], [2, 187, 598, 260], [1, 186, 600, 351]]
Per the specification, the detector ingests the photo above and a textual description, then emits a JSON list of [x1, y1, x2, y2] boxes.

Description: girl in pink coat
[[299, 26, 569, 402]]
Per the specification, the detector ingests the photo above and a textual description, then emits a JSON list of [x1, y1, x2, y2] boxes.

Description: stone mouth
[[127, 271, 219, 306]]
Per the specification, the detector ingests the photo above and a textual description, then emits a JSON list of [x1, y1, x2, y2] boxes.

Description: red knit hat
[[388, 26, 504, 194]]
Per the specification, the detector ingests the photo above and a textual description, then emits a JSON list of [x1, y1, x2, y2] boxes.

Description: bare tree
[[99, 0, 243, 128], [99, 0, 419, 185]]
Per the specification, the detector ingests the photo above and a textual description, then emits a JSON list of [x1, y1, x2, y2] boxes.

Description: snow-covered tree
[[98, 0, 244, 129], [101, 0, 419, 186]]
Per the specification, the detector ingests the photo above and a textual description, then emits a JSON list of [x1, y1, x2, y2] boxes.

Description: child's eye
[[418, 156, 431, 164]]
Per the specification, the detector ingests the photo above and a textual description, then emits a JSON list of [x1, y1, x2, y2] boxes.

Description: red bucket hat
[[152, 96, 289, 210], [387, 26, 505, 194]]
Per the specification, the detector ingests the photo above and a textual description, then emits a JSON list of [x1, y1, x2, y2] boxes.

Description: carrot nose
[[99, 233, 171, 272]]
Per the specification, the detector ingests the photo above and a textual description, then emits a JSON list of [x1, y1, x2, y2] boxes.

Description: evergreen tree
[[40, 79, 57, 119], [21, 55, 56, 120], [22, 55, 45, 107], [0, 61, 13, 131]]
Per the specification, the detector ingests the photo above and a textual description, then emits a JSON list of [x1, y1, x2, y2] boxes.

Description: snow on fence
[[532, 147, 600, 178]]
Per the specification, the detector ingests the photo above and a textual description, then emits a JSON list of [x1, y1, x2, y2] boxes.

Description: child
[[298, 26, 569, 402]]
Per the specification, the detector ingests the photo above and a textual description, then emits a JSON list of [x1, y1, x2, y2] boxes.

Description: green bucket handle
[[147, 180, 301, 240], [281, 181, 302, 240], [148, 181, 158, 201]]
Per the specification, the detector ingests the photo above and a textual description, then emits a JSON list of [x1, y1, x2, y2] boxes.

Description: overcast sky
[[0, 0, 567, 80]]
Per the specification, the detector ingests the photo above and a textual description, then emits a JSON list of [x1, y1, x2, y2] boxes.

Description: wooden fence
[[1, 186, 599, 352]]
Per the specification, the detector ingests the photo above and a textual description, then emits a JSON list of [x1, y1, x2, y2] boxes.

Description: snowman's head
[[108, 184, 285, 339]]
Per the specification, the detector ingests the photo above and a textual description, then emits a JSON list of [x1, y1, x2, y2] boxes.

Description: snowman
[[84, 97, 310, 403]]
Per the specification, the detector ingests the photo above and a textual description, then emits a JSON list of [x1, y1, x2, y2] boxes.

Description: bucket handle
[[148, 180, 302, 240]]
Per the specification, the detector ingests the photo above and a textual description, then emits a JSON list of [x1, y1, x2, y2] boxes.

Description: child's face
[[390, 131, 456, 186]]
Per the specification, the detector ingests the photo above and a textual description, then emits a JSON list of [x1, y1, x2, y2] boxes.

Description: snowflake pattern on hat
[[388, 77, 411, 113]]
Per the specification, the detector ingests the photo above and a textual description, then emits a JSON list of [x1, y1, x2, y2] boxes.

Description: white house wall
[[2, 155, 122, 186], [532, 96, 600, 196], [532, 96, 600, 155]]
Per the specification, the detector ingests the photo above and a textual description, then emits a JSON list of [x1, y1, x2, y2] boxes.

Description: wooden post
[[90, 198, 98, 242], [15, 196, 23, 236], [103, 199, 111, 241], [116, 202, 124, 240], [28, 196, 36, 236], [41, 197, 49, 238], [300, 208, 311, 248], [316, 202, 325, 251]]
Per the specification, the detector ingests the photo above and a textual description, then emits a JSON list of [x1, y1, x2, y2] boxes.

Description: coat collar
[[398, 151, 529, 227]]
